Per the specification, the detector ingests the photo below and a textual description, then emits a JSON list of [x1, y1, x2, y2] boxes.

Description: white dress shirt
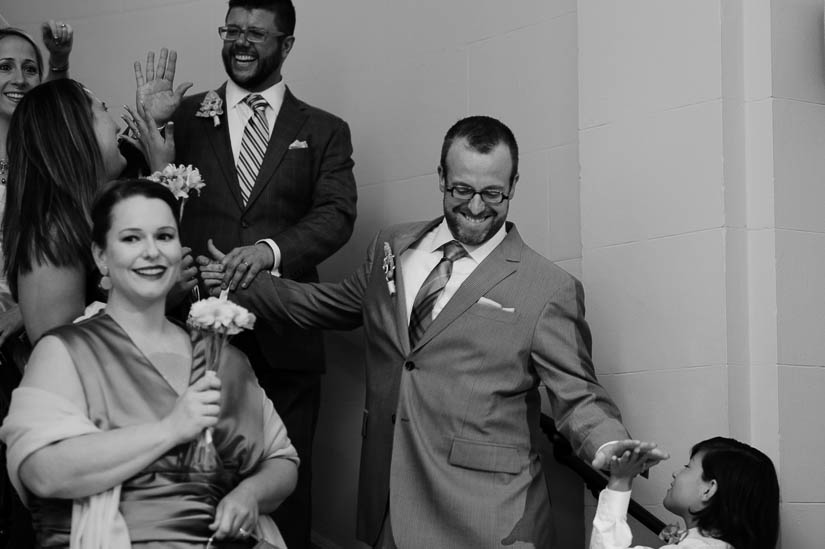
[[400, 220, 507, 322], [225, 78, 286, 275], [590, 489, 732, 549]]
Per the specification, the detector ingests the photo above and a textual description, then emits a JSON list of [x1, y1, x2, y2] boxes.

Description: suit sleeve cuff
[[256, 239, 282, 277]]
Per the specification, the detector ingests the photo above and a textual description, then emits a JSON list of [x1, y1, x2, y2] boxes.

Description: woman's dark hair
[[3, 79, 106, 299], [691, 437, 780, 549], [0, 28, 44, 78], [91, 178, 180, 248]]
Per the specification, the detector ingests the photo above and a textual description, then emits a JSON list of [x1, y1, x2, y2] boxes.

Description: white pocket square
[[477, 296, 515, 313], [288, 139, 308, 149]]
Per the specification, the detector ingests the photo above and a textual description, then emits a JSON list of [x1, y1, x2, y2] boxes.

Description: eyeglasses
[[218, 26, 288, 43], [444, 184, 511, 205]]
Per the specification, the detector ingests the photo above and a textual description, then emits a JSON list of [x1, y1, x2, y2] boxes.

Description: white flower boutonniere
[[382, 242, 396, 296], [659, 524, 687, 545], [196, 90, 223, 127]]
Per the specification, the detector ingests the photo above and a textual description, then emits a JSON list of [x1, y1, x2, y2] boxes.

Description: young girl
[[590, 437, 780, 549]]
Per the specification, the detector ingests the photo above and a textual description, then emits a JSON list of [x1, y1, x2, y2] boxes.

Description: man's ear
[[701, 479, 718, 503], [508, 173, 519, 200], [281, 35, 295, 61], [437, 165, 446, 192]]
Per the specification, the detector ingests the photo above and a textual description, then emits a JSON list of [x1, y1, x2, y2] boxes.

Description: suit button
[[241, 220, 250, 228], [404, 361, 415, 371]]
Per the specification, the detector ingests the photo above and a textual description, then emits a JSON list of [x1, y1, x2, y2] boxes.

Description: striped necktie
[[408, 240, 469, 347], [236, 94, 269, 205]]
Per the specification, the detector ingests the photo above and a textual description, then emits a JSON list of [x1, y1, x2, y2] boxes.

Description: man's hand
[[603, 443, 652, 492], [134, 49, 193, 125], [212, 240, 274, 291], [592, 439, 669, 472], [196, 240, 226, 297], [41, 20, 73, 66]]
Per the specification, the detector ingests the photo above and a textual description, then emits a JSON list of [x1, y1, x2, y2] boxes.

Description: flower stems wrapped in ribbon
[[184, 296, 256, 470]]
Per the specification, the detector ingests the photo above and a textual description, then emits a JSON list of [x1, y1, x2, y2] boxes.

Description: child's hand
[[606, 444, 652, 492]]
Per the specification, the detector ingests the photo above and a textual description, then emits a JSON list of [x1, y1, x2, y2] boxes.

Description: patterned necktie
[[408, 240, 469, 347], [236, 94, 269, 205]]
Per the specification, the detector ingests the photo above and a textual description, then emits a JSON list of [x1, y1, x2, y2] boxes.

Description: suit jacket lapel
[[411, 224, 523, 350], [245, 88, 308, 211], [204, 84, 244, 211], [389, 218, 443, 355]]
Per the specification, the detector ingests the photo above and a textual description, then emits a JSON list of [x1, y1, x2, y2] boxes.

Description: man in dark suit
[[202, 116, 667, 548], [134, 1, 356, 547]]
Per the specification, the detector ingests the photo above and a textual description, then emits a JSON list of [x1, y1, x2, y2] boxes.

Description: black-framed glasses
[[218, 26, 289, 43], [444, 184, 511, 205]]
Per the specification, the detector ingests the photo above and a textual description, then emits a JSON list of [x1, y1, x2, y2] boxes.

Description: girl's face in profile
[[663, 451, 715, 520], [85, 90, 127, 180]]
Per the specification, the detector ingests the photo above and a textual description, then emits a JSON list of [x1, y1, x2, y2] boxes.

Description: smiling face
[[0, 35, 41, 121], [221, 7, 294, 92], [88, 95, 127, 180], [439, 138, 517, 246], [663, 451, 716, 525], [94, 196, 182, 306]]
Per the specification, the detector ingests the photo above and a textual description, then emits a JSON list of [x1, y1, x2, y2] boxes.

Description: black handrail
[[540, 413, 666, 536]]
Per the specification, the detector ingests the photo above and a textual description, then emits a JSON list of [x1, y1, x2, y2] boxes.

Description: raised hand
[[134, 49, 193, 125], [41, 20, 73, 72], [592, 439, 669, 472], [120, 101, 175, 172]]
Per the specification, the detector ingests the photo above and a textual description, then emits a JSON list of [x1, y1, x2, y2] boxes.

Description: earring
[[99, 265, 112, 291]]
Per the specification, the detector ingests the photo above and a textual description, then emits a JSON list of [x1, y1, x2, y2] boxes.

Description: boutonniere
[[658, 524, 687, 544], [196, 90, 223, 127], [382, 242, 396, 296]]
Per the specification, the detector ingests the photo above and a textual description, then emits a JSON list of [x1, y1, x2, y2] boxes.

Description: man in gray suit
[[203, 116, 666, 548]]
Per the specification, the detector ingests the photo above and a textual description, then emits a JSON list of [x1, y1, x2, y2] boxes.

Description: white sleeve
[[260, 389, 299, 466], [590, 489, 651, 549]]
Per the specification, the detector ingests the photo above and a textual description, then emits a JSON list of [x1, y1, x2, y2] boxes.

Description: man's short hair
[[440, 115, 519, 185], [227, 0, 296, 35]]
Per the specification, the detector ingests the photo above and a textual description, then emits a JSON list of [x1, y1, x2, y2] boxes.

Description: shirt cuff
[[256, 239, 282, 277]]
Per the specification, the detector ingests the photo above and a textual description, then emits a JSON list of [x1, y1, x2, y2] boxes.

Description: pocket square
[[288, 139, 308, 149], [477, 296, 515, 313]]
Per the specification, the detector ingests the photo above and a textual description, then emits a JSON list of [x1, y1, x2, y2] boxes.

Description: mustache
[[229, 45, 258, 56]]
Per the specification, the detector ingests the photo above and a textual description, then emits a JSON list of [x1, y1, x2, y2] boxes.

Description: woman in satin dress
[[0, 179, 298, 548]]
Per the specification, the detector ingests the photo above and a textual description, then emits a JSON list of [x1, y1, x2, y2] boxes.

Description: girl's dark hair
[[0, 28, 44, 77], [91, 178, 180, 248], [3, 79, 106, 299], [691, 437, 780, 549]]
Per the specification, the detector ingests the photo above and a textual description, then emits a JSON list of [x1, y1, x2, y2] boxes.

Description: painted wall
[[1, 1, 586, 547], [6, 0, 824, 547]]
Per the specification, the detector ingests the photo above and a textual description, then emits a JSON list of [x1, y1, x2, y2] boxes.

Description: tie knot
[[244, 94, 268, 111], [442, 240, 468, 262]]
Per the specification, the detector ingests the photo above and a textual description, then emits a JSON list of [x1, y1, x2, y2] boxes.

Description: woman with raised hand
[[3, 78, 196, 345], [1, 178, 297, 548]]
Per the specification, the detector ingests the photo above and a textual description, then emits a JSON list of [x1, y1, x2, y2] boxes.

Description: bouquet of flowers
[[147, 163, 205, 221], [184, 296, 256, 470]]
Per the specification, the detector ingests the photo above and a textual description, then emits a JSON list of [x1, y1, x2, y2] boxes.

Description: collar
[[429, 219, 508, 263], [225, 78, 286, 111]]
